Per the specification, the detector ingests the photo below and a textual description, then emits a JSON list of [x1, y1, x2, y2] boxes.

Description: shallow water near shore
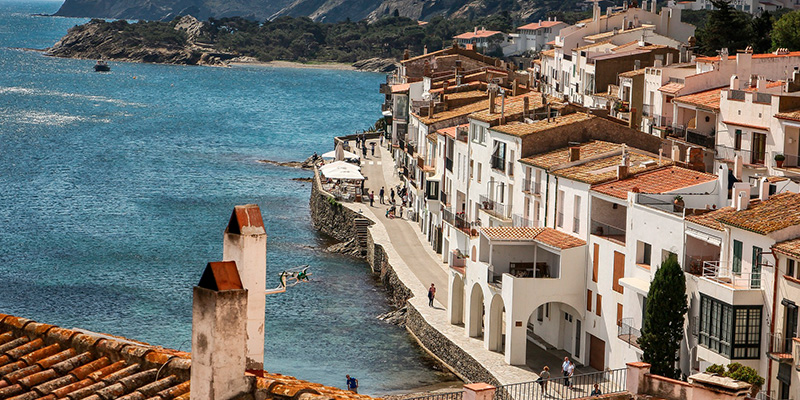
[[0, 0, 456, 394]]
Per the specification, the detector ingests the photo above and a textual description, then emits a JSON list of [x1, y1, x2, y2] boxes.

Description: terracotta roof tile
[[659, 82, 684, 94], [717, 192, 800, 234], [454, 29, 503, 40], [480, 227, 586, 249], [774, 237, 800, 259], [619, 68, 647, 78], [672, 87, 724, 111], [520, 140, 621, 170], [418, 99, 490, 125], [553, 151, 671, 184], [469, 91, 560, 124], [592, 166, 717, 199], [696, 51, 800, 62], [518, 21, 564, 30], [491, 112, 594, 137], [776, 108, 800, 122], [437, 124, 468, 139]]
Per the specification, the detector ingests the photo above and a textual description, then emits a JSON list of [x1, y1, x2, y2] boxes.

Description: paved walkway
[[338, 139, 596, 388]]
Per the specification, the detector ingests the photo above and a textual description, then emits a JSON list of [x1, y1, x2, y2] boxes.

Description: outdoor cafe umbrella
[[322, 149, 360, 160], [334, 142, 345, 161], [320, 161, 360, 174], [321, 166, 365, 180]]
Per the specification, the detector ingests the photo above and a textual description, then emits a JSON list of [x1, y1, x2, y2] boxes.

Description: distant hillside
[[53, 0, 596, 24]]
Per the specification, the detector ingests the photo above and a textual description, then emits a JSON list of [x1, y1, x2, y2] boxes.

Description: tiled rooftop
[[619, 68, 647, 78], [480, 227, 586, 249], [553, 151, 671, 184], [0, 315, 376, 400], [574, 41, 612, 52], [436, 124, 467, 139], [490, 112, 594, 137], [541, 49, 556, 58], [518, 21, 564, 30], [685, 207, 737, 231], [672, 87, 725, 111], [717, 192, 800, 235], [470, 92, 561, 124], [773, 237, 800, 259], [592, 166, 717, 199], [584, 26, 651, 41], [418, 99, 490, 125], [454, 29, 503, 40], [696, 51, 800, 62], [776, 109, 800, 122], [658, 82, 684, 94], [519, 140, 620, 170]]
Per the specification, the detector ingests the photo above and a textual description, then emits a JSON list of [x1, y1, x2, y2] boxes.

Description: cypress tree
[[638, 255, 688, 379]]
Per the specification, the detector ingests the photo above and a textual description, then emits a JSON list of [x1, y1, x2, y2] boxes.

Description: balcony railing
[[715, 145, 764, 165], [686, 129, 715, 148], [493, 368, 627, 400], [442, 208, 455, 226], [455, 214, 480, 236], [490, 155, 507, 172], [590, 220, 626, 243], [522, 179, 541, 195], [618, 318, 641, 349], [480, 195, 509, 219], [512, 214, 536, 227], [769, 331, 797, 354], [774, 151, 800, 168], [702, 261, 763, 289], [440, 191, 449, 206]]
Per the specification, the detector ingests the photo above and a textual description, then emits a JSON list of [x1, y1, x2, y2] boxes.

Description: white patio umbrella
[[334, 141, 345, 161], [320, 161, 360, 174], [322, 167, 365, 180], [322, 149, 360, 160]]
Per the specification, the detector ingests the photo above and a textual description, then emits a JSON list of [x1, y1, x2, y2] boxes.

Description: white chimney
[[191, 261, 249, 400], [759, 177, 770, 201], [671, 144, 680, 162], [734, 154, 743, 180], [732, 182, 750, 210], [223, 204, 267, 371]]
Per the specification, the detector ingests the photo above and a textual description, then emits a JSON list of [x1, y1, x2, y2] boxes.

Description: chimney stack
[[759, 177, 770, 202], [732, 182, 750, 210], [569, 146, 581, 162], [489, 90, 496, 114], [523, 96, 530, 117], [512, 79, 518, 96], [223, 204, 267, 371], [191, 262, 249, 400], [617, 165, 630, 180]]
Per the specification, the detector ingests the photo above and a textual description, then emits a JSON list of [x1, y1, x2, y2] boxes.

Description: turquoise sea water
[[0, 0, 448, 394]]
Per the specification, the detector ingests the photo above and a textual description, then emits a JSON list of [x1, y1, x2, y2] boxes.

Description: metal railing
[[715, 145, 762, 165], [728, 90, 746, 101], [479, 195, 509, 219], [522, 179, 541, 194], [494, 368, 627, 400], [686, 129, 715, 148], [442, 208, 455, 226], [455, 214, 480, 236], [755, 92, 772, 104], [702, 261, 763, 289], [773, 150, 800, 168], [407, 141, 416, 155], [406, 391, 463, 400], [512, 214, 536, 227], [590, 220, 626, 240], [769, 331, 797, 354], [618, 318, 641, 348]]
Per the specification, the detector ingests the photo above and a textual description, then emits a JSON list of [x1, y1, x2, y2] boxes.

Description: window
[[556, 190, 565, 227], [596, 294, 602, 316], [477, 163, 482, 183], [587, 290, 593, 312], [788, 259, 796, 278], [637, 241, 652, 266], [573, 196, 581, 234], [752, 132, 766, 165], [752, 246, 763, 289], [537, 305, 544, 322], [617, 304, 623, 327], [491, 141, 506, 171], [734, 129, 743, 150], [733, 240, 743, 274], [546, 303, 550, 318], [613, 251, 625, 293], [699, 295, 762, 359]]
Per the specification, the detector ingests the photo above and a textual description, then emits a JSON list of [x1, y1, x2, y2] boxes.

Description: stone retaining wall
[[309, 170, 499, 385]]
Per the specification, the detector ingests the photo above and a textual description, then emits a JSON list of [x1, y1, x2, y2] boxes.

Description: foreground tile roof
[[659, 82, 684, 94], [716, 192, 800, 235], [418, 99, 490, 125], [0, 315, 376, 400], [672, 87, 725, 111], [436, 124, 468, 139], [481, 227, 586, 249], [454, 29, 503, 40], [773, 238, 800, 259], [469, 92, 562, 124], [490, 112, 593, 137], [685, 206, 737, 231], [553, 151, 671, 184], [776, 108, 800, 122], [518, 21, 564, 30], [519, 140, 620, 170], [592, 166, 717, 199]]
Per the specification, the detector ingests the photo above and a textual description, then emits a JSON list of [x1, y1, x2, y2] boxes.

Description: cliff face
[[53, 0, 548, 23]]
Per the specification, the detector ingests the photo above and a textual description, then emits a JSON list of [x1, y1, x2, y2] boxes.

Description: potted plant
[[673, 195, 685, 212], [775, 153, 786, 168]]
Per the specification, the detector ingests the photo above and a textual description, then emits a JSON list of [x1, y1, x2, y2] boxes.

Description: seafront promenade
[[332, 138, 594, 387]]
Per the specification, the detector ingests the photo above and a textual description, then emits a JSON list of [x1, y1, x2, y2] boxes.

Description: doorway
[[589, 334, 605, 370]]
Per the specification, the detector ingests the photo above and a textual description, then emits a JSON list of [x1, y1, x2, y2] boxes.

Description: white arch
[[486, 294, 505, 352], [466, 283, 485, 338], [449, 272, 465, 325]]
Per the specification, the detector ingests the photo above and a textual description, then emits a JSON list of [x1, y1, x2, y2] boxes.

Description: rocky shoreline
[[45, 16, 398, 71]]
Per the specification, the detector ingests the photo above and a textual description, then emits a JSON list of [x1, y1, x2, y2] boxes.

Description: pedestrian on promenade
[[562, 357, 570, 387], [362, 144, 367, 158], [591, 383, 601, 396], [371, 142, 376, 156], [428, 283, 436, 307], [346, 375, 358, 393], [369, 191, 374, 207], [566, 361, 575, 389], [539, 366, 550, 394], [398, 205, 404, 219], [379, 187, 385, 204], [390, 188, 395, 204]]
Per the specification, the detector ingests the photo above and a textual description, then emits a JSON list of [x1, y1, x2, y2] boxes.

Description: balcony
[[440, 191, 450, 206], [618, 318, 642, 349], [774, 151, 800, 169], [590, 220, 626, 245], [442, 208, 455, 226], [522, 179, 541, 195], [490, 155, 507, 173], [715, 145, 764, 166], [454, 214, 480, 237], [686, 128, 715, 149], [479, 195, 509, 220], [406, 141, 416, 155], [512, 214, 535, 227], [702, 261, 762, 290], [768, 332, 798, 362]]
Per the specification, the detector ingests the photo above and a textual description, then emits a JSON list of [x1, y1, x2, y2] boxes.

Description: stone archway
[[467, 283, 484, 338], [449, 273, 465, 325], [487, 294, 505, 352]]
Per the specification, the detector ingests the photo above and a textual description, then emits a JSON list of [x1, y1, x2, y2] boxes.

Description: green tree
[[705, 363, 765, 395], [771, 10, 800, 50], [751, 11, 773, 53], [638, 255, 688, 378], [696, 0, 753, 55]]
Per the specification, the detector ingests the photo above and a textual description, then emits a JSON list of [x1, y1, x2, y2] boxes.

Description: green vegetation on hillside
[[84, 19, 189, 48], [693, 0, 799, 55]]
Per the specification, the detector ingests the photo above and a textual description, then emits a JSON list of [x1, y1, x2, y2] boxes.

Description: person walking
[[379, 187, 385, 204], [369, 191, 374, 207], [370, 142, 376, 156], [428, 283, 436, 307], [562, 357, 570, 387], [539, 366, 550, 394], [566, 361, 575, 389], [398, 205, 404, 219], [346, 375, 358, 393], [390, 188, 395, 204]]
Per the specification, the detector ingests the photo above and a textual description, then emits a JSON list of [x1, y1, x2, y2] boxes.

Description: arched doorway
[[487, 294, 505, 352], [449, 273, 465, 325], [523, 302, 583, 369], [467, 283, 484, 338]]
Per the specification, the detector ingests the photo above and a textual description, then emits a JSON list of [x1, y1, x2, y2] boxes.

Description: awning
[[620, 277, 650, 294], [685, 228, 722, 247], [321, 167, 365, 180], [322, 150, 360, 160]]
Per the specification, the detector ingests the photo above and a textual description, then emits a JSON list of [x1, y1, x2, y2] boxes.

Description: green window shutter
[[733, 240, 742, 274]]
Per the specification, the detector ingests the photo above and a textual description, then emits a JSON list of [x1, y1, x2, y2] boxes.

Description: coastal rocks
[[352, 58, 397, 72], [326, 238, 361, 256], [377, 306, 407, 326], [258, 154, 321, 170], [173, 15, 203, 42]]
